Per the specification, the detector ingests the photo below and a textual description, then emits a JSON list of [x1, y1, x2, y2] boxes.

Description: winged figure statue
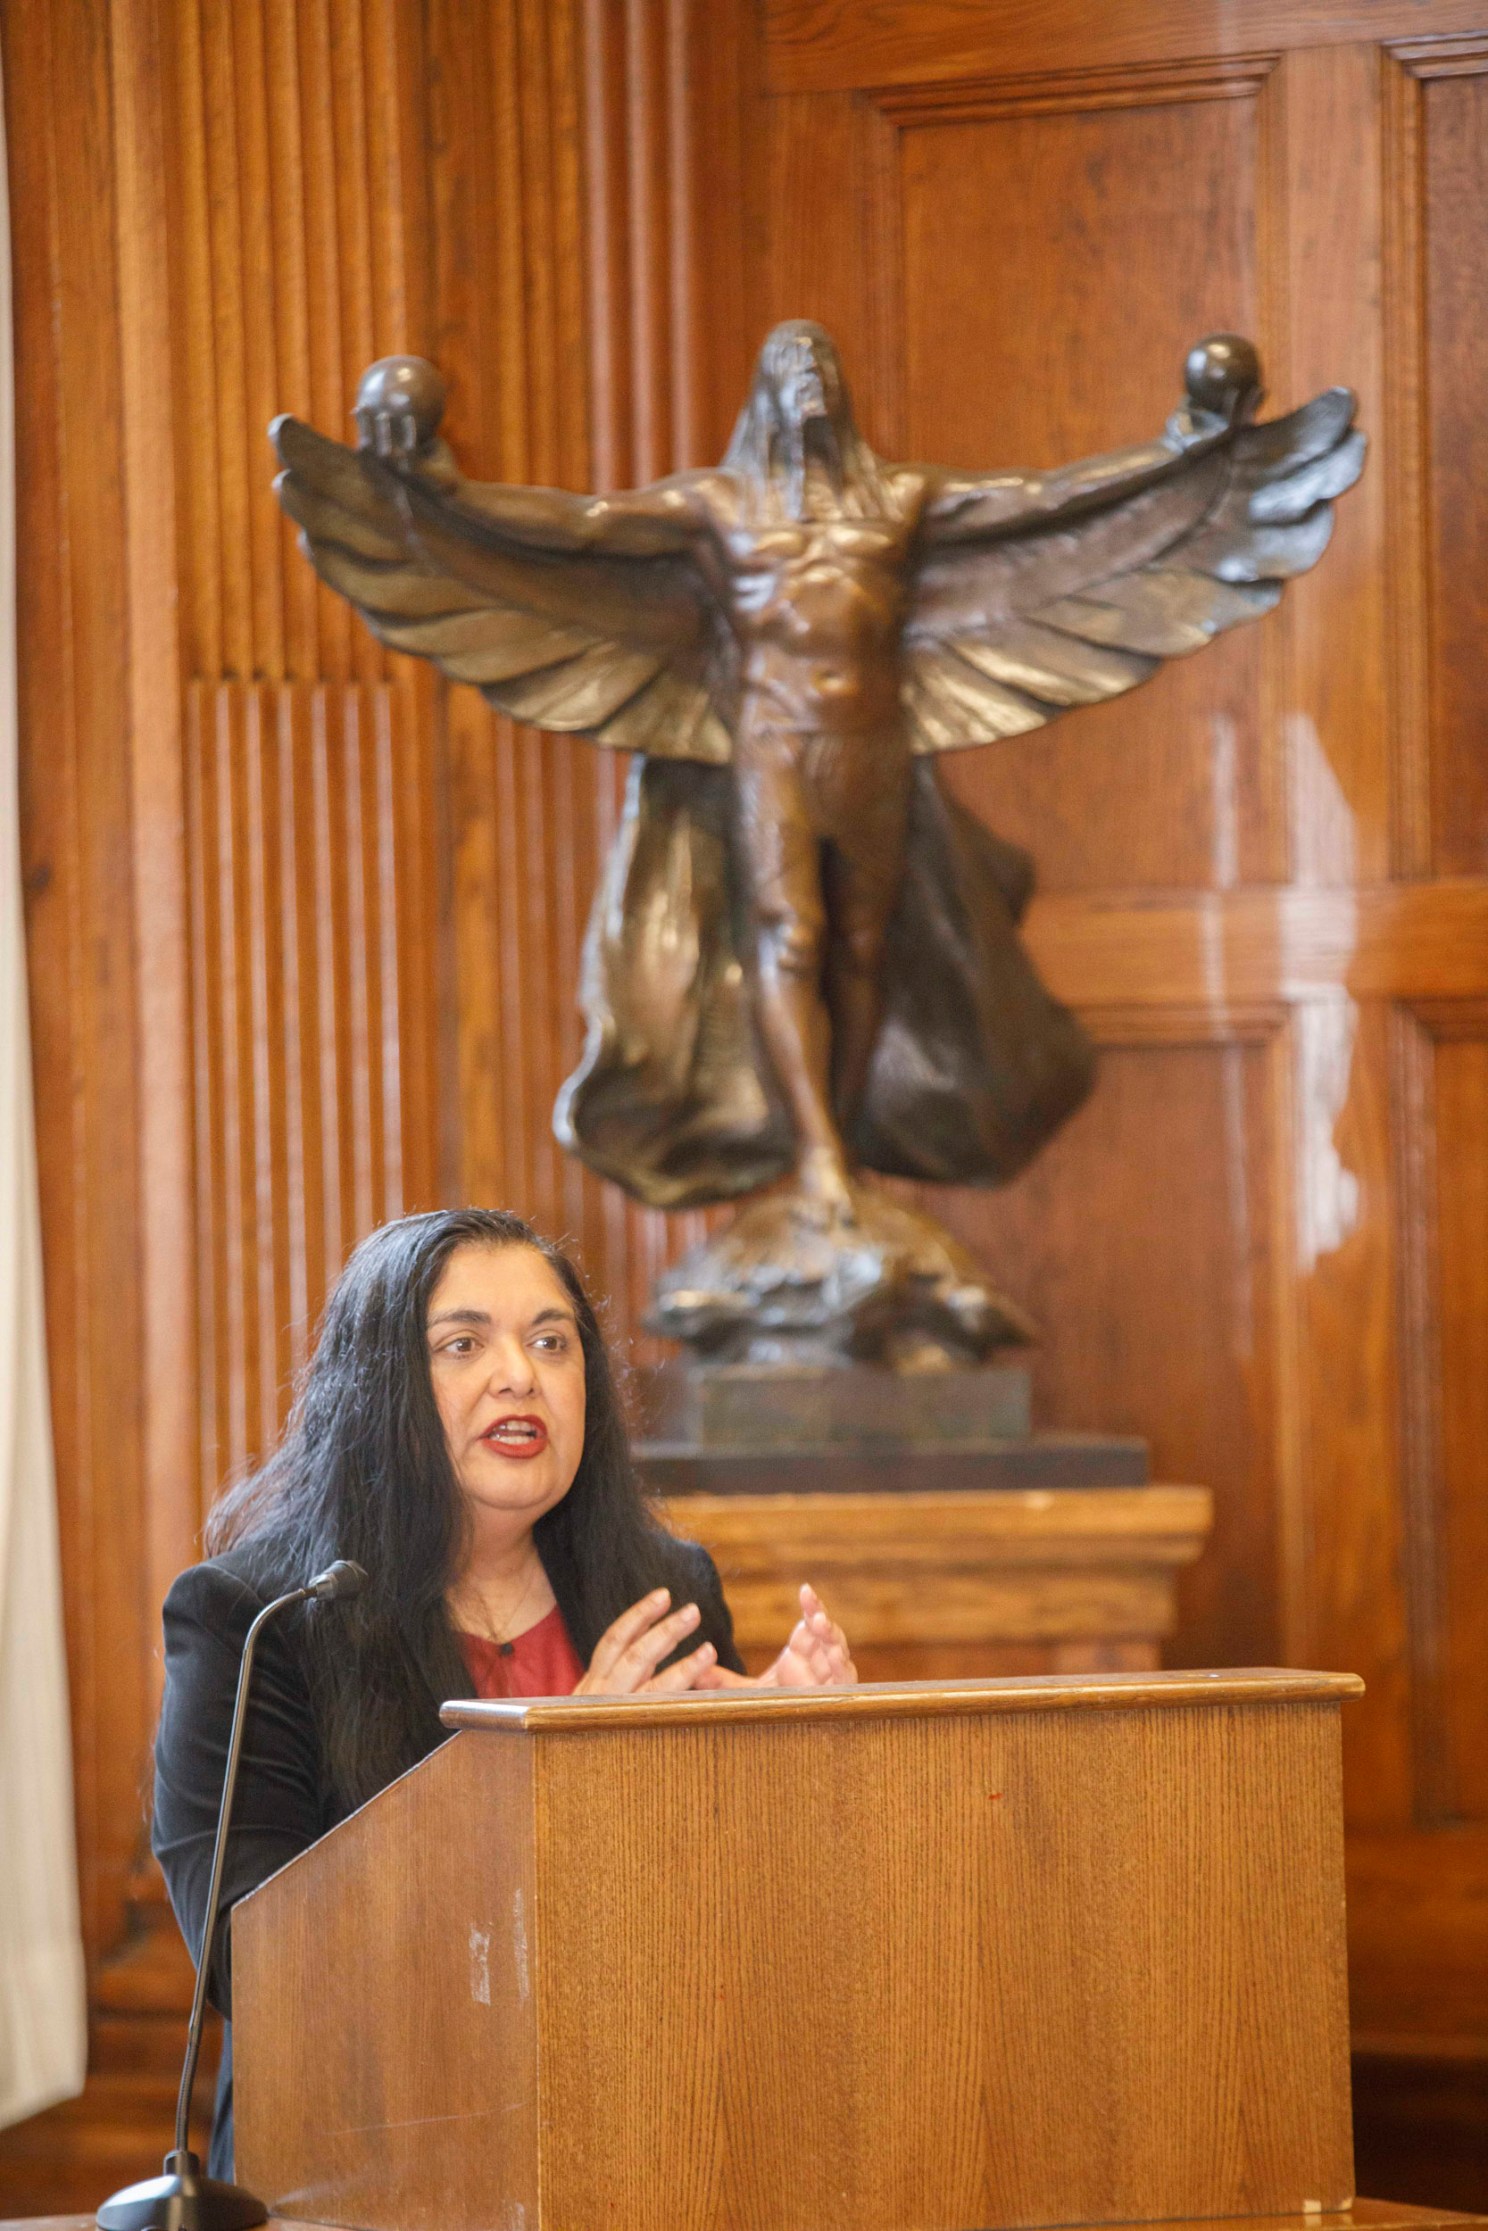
[[272, 323, 1362, 1367]]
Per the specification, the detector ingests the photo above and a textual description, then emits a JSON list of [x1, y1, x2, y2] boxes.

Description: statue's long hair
[[723, 320, 885, 517], [205, 1207, 692, 1807]]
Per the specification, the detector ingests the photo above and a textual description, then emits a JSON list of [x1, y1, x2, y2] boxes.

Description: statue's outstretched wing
[[270, 417, 734, 763], [903, 386, 1364, 753]]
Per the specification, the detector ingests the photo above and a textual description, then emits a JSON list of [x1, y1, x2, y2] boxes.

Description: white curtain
[[0, 48, 89, 2129]]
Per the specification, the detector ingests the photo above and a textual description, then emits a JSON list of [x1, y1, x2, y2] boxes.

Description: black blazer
[[152, 1533, 743, 2177]]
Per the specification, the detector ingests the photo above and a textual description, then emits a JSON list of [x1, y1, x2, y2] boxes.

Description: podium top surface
[[7, 2210, 1486, 2231], [440, 1664, 1363, 1735]]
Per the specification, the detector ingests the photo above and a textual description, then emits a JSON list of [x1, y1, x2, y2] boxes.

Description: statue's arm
[[353, 358, 710, 556], [919, 433, 1203, 545], [425, 449, 712, 557], [917, 334, 1264, 546]]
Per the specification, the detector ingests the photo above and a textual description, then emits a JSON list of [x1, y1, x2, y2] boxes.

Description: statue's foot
[[646, 1171, 1035, 1370], [790, 1145, 857, 1224]]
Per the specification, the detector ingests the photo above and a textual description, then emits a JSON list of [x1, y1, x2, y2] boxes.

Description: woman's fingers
[[614, 1601, 702, 1686], [586, 1587, 673, 1681], [798, 1585, 854, 1675], [578, 1589, 708, 1694], [800, 1583, 848, 1653], [762, 1584, 857, 1687], [639, 1640, 716, 1693]]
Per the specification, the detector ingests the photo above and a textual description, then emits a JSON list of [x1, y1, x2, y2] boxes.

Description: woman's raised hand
[[573, 1588, 717, 1695], [758, 1583, 857, 1687], [696, 1583, 857, 1690]]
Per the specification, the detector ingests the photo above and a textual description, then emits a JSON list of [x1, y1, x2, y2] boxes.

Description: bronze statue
[[271, 323, 1362, 1368]]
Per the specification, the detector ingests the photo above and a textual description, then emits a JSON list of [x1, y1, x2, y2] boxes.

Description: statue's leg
[[821, 736, 912, 1126], [733, 730, 851, 1206]]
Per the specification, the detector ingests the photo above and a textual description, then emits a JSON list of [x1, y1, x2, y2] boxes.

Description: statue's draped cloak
[[555, 759, 1096, 1211]]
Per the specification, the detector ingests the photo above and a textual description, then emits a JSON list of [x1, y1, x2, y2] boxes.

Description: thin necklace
[[460, 1555, 545, 1655]]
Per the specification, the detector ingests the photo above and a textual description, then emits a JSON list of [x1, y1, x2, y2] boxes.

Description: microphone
[[306, 1559, 366, 1602], [98, 1561, 368, 2231]]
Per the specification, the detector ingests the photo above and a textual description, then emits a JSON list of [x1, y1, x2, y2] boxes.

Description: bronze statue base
[[645, 1177, 1035, 1370], [644, 1357, 1032, 1446]]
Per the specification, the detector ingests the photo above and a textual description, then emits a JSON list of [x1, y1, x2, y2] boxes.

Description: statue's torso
[[704, 472, 925, 740]]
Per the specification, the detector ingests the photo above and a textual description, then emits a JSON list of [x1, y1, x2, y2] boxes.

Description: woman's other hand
[[573, 1588, 717, 1695], [696, 1584, 857, 1690]]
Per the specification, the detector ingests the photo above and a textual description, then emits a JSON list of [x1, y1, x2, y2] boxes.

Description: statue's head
[[724, 320, 873, 506], [755, 320, 850, 435]]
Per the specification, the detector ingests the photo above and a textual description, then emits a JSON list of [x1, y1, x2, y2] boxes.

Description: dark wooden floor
[[0, 2033, 1482, 2220]]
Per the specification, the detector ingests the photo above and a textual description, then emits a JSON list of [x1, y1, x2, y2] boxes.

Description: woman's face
[[425, 1242, 588, 1536]]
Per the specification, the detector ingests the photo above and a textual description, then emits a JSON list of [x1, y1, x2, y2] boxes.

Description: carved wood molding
[[1025, 880, 1488, 1008], [1078, 1002, 1288, 1048], [1387, 32, 1488, 76], [764, 0, 1488, 97], [1406, 994, 1488, 1037], [866, 52, 1279, 125]]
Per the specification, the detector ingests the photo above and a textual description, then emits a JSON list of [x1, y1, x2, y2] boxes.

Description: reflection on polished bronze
[[272, 325, 1362, 1364]]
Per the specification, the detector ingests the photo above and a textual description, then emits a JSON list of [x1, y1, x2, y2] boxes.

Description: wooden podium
[[235, 1669, 1361, 2231]]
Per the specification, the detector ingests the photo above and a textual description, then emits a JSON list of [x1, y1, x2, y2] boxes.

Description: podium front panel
[[235, 1670, 1360, 2231]]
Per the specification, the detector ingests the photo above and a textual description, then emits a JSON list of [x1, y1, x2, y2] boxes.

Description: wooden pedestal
[[665, 1484, 1213, 1679]]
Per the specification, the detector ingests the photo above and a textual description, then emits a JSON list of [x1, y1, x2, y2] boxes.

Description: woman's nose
[[488, 1338, 536, 1395]]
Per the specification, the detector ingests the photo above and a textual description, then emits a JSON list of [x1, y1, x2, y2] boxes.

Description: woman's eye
[[533, 1333, 567, 1354]]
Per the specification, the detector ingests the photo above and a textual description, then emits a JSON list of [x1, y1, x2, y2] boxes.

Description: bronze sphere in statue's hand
[[353, 355, 447, 458]]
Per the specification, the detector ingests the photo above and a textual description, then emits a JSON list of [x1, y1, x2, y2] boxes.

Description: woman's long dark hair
[[206, 1208, 691, 1807]]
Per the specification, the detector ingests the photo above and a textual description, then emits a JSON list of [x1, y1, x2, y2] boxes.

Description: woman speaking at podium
[[152, 1206, 856, 2176]]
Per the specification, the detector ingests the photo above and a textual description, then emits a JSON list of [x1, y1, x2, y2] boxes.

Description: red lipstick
[[481, 1414, 549, 1461]]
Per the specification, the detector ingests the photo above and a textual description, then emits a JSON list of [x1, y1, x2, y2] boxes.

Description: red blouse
[[459, 1603, 585, 1699]]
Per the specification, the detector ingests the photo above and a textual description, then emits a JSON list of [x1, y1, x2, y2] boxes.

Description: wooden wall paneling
[[757, 88, 888, 444], [5, 0, 152, 1972], [1411, 44, 1488, 876], [1349, 1821, 1488, 2051], [1253, 44, 1412, 1827], [1394, 999, 1488, 1829], [1380, 47, 1434, 882], [184, 679, 437, 1502], [166, 0, 443, 1518], [1429, 1013, 1488, 1822], [110, 0, 198, 1669], [906, 1013, 1283, 1676], [1259, 43, 1391, 886], [1391, 999, 1452, 1826], [580, 0, 761, 480], [169, 0, 432, 689], [883, 65, 1272, 892], [1289, 997, 1413, 1824]]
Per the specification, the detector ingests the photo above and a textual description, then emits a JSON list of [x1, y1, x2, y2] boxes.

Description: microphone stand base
[[97, 2150, 268, 2231]]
